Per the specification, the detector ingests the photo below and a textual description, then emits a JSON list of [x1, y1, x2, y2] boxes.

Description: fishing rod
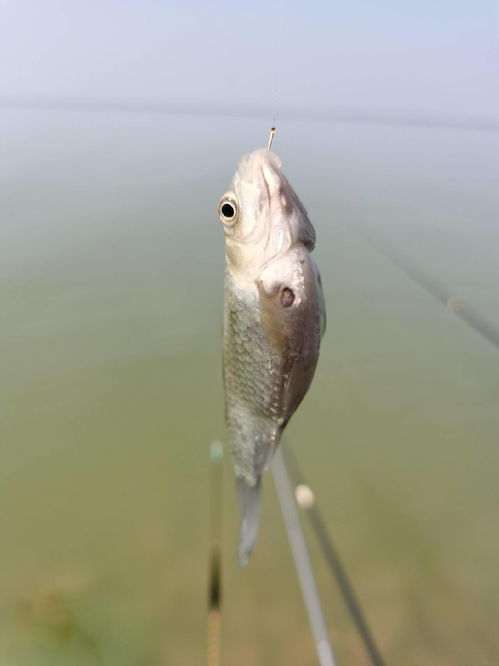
[[272, 447, 337, 666], [207, 439, 339, 666], [207, 437, 338, 666], [207, 441, 224, 666], [281, 229, 497, 666], [354, 224, 499, 352], [284, 445, 386, 666]]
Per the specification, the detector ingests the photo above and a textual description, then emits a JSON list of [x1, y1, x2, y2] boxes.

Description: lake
[[0, 108, 498, 665]]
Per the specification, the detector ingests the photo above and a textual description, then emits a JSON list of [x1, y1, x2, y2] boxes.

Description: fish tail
[[236, 477, 262, 567]]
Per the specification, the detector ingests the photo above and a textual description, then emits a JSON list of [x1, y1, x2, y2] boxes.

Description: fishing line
[[354, 224, 499, 352], [284, 444, 386, 666]]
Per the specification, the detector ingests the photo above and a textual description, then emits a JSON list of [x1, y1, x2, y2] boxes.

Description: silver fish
[[218, 148, 326, 566]]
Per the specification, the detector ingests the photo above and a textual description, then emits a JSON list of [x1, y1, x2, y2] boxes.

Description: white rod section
[[272, 447, 337, 666]]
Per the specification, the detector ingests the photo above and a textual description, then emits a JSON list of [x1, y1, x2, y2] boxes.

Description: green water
[[1, 111, 498, 664]]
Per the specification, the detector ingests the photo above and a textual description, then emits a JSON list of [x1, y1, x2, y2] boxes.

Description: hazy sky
[[1, 0, 498, 121]]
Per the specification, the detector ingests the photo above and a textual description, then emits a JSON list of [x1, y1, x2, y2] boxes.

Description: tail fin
[[236, 477, 262, 567]]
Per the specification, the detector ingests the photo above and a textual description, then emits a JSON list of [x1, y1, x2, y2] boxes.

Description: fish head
[[217, 149, 316, 278]]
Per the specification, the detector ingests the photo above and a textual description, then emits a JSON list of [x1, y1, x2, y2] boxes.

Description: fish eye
[[222, 202, 236, 218], [218, 197, 238, 224]]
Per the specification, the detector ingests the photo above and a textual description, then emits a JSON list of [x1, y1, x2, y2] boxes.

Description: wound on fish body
[[218, 140, 326, 566], [280, 287, 295, 307]]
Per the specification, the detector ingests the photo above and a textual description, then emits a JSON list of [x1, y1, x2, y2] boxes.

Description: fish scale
[[218, 148, 325, 565], [224, 277, 283, 483]]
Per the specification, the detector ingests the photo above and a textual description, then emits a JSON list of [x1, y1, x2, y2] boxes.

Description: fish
[[218, 147, 326, 566]]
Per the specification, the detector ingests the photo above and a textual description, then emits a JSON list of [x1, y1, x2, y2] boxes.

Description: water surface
[[1, 110, 498, 665]]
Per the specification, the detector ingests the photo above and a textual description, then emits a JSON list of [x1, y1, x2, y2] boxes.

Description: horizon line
[[1, 94, 498, 134]]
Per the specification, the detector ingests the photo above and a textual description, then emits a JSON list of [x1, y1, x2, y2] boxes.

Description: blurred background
[[1, 1, 498, 664]]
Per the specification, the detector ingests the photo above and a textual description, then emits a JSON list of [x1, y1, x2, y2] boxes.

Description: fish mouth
[[236, 149, 305, 221], [230, 147, 316, 255], [236, 149, 282, 190], [234, 148, 289, 219]]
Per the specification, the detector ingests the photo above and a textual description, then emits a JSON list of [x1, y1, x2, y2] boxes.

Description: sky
[[0, 0, 498, 122]]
